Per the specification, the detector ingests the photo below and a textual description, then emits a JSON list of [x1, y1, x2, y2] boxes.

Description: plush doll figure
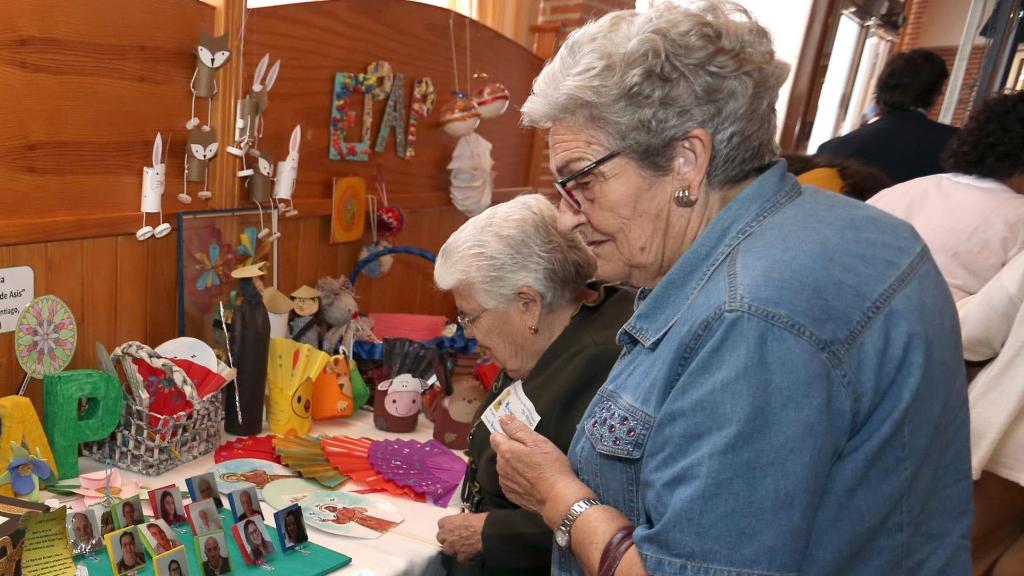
[[288, 285, 321, 348], [316, 275, 359, 354]]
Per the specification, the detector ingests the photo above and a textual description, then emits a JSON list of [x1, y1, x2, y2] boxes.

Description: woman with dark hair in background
[[818, 49, 957, 183], [870, 91, 1024, 301]]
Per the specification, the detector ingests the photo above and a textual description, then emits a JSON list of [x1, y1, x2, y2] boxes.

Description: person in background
[[490, 2, 971, 574], [869, 91, 1024, 301], [956, 251, 1024, 576], [784, 154, 893, 201], [817, 49, 957, 183], [433, 195, 634, 575]]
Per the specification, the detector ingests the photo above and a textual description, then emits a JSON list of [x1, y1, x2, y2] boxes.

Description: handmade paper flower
[[70, 468, 143, 507], [0, 443, 53, 501]]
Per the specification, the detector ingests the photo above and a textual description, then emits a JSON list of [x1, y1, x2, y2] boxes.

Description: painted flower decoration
[[70, 468, 142, 507], [14, 295, 77, 378], [237, 226, 271, 268], [0, 443, 52, 501]]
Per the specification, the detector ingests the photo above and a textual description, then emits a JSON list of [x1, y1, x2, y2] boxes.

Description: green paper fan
[[14, 295, 77, 379]]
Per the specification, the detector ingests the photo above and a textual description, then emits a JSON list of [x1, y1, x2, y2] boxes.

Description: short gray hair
[[434, 195, 596, 310], [522, 0, 789, 188]]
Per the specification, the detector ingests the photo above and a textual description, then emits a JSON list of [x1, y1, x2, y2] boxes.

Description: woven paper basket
[[84, 341, 223, 476]]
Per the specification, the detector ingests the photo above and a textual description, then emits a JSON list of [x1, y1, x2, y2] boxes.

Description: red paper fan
[[169, 358, 229, 399], [133, 358, 194, 418]]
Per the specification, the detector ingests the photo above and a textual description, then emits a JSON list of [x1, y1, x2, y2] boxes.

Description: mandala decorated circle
[[14, 295, 77, 379]]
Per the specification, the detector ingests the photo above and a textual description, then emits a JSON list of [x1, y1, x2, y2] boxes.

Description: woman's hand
[[490, 416, 592, 526], [437, 512, 487, 563]]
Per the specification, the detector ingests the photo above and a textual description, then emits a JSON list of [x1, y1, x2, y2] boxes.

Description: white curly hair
[[521, 0, 790, 188]]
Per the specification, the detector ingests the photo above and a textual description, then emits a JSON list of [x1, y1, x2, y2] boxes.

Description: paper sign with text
[[0, 266, 34, 333]]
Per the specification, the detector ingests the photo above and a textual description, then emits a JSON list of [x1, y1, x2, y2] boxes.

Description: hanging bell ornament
[[473, 82, 510, 119], [440, 93, 481, 137]]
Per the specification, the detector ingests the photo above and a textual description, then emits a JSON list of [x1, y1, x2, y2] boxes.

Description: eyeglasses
[[456, 309, 488, 330], [553, 150, 621, 211]]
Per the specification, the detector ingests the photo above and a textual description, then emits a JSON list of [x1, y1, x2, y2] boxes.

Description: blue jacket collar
[[621, 160, 802, 348]]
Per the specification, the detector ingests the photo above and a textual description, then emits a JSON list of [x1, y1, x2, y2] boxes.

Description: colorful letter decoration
[[405, 77, 436, 159], [0, 395, 58, 493], [374, 73, 406, 156], [42, 369, 123, 479], [329, 73, 382, 161]]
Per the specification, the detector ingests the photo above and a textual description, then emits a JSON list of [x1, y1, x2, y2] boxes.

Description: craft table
[[71, 410, 462, 576]]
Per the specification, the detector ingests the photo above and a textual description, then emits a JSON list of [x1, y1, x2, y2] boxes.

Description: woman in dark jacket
[[434, 194, 632, 574]]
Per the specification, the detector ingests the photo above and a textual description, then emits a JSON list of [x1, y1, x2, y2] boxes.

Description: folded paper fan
[[273, 436, 348, 489], [170, 357, 231, 399], [368, 439, 465, 507], [322, 436, 425, 501]]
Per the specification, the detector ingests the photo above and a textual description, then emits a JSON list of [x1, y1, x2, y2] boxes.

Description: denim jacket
[[555, 162, 972, 575]]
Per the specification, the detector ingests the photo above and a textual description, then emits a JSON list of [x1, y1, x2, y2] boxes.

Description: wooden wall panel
[[0, 0, 543, 410], [240, 0, 543, 315], [0, 0, 216, 243]]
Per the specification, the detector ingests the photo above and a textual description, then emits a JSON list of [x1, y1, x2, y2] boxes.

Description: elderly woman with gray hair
[[488, 2, 973, 576], [433, 194, 634, 574]]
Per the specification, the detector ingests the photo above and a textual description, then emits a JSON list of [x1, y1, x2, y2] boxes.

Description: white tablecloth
[[72, 410, 462, 576]]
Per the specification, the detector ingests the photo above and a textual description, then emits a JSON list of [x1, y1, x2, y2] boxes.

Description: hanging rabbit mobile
[[137, 133, 172, 241], [229, 54, 282, 242], [180, 32, 230, 205], [272, 124, 301, 217]]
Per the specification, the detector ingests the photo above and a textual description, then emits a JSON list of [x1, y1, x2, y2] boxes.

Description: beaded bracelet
[[598, 525, 636, 576]]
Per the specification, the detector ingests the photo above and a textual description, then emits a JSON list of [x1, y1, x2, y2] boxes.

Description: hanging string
[[368, 195, 379, 245], [102, 459, 115, 506], [449, 13, 461, 94], [375, 164, 389, 206], [465, 16, 472, 96]]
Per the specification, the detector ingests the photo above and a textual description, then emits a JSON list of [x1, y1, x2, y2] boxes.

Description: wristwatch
[[555, 498, 602, 550]]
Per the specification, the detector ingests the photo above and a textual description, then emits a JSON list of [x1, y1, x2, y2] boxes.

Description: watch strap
[[557, 498, 602, 550]]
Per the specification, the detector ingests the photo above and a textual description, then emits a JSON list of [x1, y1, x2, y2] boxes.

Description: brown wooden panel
[[82, 237, 119, 364], [0, 0, 215, 243], [146, 232, 179, 346], [114, 237, 149, 344], [243, 0, 543, 209]]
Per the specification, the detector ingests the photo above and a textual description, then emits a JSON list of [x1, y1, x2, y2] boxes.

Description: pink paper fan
[[368, 439, 466, 507]]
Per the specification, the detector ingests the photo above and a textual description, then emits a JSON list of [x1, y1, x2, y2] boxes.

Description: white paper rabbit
[[273, 124, 300, 217], [137, 133, 172, 241], [228, 53, 281, 159]]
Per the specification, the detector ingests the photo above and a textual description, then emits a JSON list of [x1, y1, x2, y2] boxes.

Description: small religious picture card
[[232, 517, 276, 565], [186, 472, 224, 508], [106, 526, 148, 574], [155, 545, 191, 576], [186, 498, 221, 536], [149, 485, 187, 526], [196, 530, 232, 575], [227, 486, 262, 522], [94, 503, 118, 539], [139, 519, 182, 556], [274, 504, 308, 551], [115, 495, 145, 529], [66, 506, 102, 556]]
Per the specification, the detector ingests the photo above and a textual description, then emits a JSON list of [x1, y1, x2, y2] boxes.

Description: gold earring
[[529, 325, 538, 335], [674, 187, 697, 207]]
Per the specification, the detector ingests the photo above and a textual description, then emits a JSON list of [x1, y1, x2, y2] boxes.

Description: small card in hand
[[480, 380, 540, 435]]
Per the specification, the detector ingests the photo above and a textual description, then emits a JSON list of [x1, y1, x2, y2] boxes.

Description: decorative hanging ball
[[375, 205, 405, 238], [440, 93, 481, 137], [358, 241, 395, 279], [473, 83, 510, 119]]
